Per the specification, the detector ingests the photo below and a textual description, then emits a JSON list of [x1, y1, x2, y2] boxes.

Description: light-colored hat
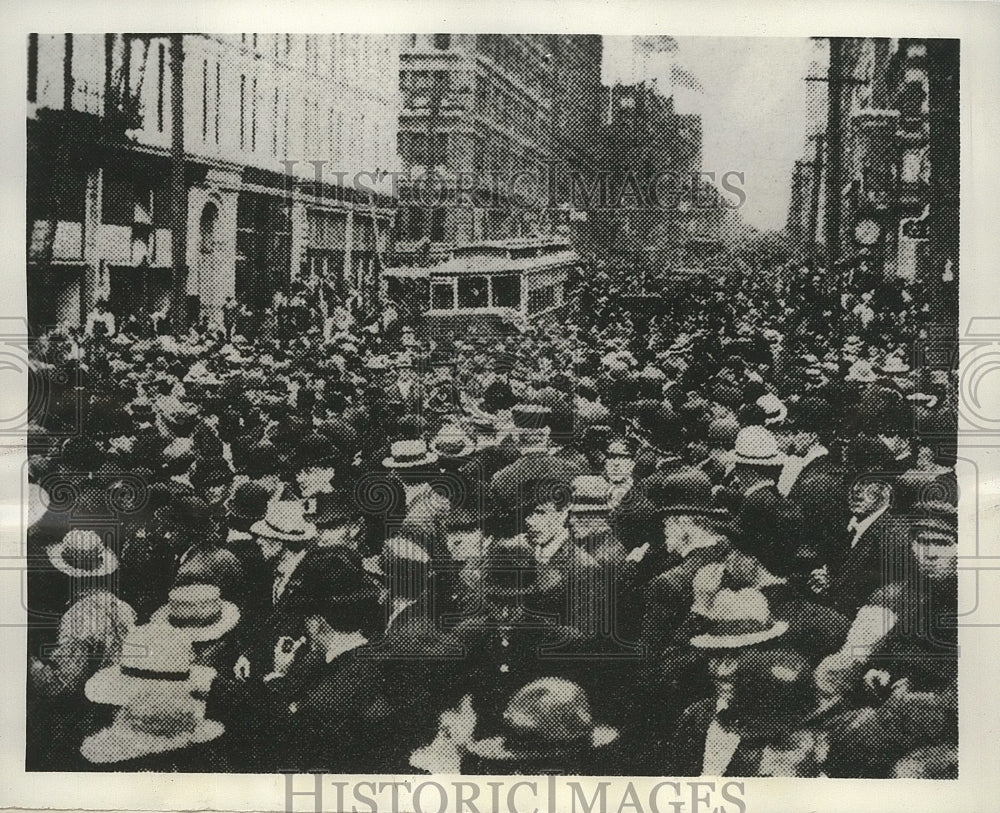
[[845, 359, 879, 383], [569, 475, 612, 514], [690, 588, 789, 649], [430, 424, 477, 459], [150, 584, 240, 642], [47, 529, 119, 578], [464, 678, 618, 760], [249, 500, 318, 543], [755, 393, 788, 427], [85, 625, 216, 706], [381, 439, 439, 469], [877, 355, 911, 376], [731, 426, 784, 467], [80, 690, 224, 764]]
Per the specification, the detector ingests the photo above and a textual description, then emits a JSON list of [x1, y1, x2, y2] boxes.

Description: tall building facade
[[819, 37, 959, 289], [27, 33, 401, 332], [596, 81, 724, 265], [394, 34, 602, 259]]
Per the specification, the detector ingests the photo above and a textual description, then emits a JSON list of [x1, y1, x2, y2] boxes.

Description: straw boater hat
[[47, 529, 119, 578], [845, 359, 879, 384], [755, 393, 788, 427], [465, 678, 618, 761], [689, 587, 789, 649], [85, 624, 216, 706], [877, 355, 911, 376], [382, 439, 439, 469], [249, 500, 318, 544], [430, 423, 477, 459], [730, 426, 785, 468], [150, 584, 240, 642], [569, 475, 612, 514], [80, 690, 224, 764]]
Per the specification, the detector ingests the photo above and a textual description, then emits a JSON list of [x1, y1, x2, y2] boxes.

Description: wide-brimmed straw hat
[[85, 625, 216, 706], [690, 588, 788, 649], [149, 584, 240, 642], [430, 424, 477, 459], [382, 439, 439, 469], [80, 691, 224, 764], [730, 426, 784, 467], [569, 475, 612, 514], [47, 529, 119, 578], [249, 500, 317, 543], [465, 678, 618, 760], [845, 359, 879, 383]]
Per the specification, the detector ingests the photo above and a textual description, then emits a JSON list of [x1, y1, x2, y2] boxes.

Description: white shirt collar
[[801, 444, 829, 467], [743, 479, 776, 498], [848, 503, 890, 546], [276, 547, 308, 576], [702, 717, 741, 776], [387, 598, 417, 630], [323, 631, 368, 663], [534, 527, 570, 564]]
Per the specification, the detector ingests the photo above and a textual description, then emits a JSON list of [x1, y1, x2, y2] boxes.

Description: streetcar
[[382, 238, 580, 340]]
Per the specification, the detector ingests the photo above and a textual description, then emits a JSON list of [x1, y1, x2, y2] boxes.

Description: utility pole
[[807, 132, 824, 269], [824, 38, 843, 270], [169, 34, 189, 333]]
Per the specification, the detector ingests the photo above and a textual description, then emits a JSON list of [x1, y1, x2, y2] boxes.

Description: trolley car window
[[528, 285, 556, 314], [458, 276, 489, 309], [431, 281, 455, 310], [491, 275, 520, 308]]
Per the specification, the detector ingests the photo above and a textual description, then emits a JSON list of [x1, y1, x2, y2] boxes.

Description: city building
[[393, 34, 603, 261], [814, 37, 959, 291], [27, 33, 401, 332], [594, 81, 729, 266]]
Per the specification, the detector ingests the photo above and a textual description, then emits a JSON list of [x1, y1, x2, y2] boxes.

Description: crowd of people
[[25, 254, 958, 777]]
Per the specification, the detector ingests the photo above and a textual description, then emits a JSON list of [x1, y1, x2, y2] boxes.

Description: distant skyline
[[602, 36, 822, 232]]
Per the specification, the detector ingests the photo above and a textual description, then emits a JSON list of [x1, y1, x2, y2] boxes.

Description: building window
[[434, 34, 451, 50], [492, 275, 520, 308], [239, 73, 246, 149], [27, 34, 38, 103], [156, 43, 165, 132], [458, 276, 489, 308]]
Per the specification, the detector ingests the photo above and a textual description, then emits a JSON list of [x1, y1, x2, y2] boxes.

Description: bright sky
[[602, 36, 823, 232]]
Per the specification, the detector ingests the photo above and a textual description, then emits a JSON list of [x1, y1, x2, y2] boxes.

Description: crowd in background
[[25, 254, 958, 777]]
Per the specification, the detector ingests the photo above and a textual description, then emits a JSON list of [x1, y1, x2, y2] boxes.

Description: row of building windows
[[406, 34, 452, 51]]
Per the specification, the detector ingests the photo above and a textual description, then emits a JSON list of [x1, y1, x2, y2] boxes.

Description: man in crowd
[[25, 242, 956, 777]]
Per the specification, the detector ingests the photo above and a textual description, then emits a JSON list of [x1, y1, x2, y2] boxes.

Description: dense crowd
[[25, 256, 958, 777]]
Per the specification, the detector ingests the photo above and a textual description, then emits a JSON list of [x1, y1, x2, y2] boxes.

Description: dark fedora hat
[[646, 467, 729, 519], [480, 381, 517, 413], [225, 480, 274, 527]]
